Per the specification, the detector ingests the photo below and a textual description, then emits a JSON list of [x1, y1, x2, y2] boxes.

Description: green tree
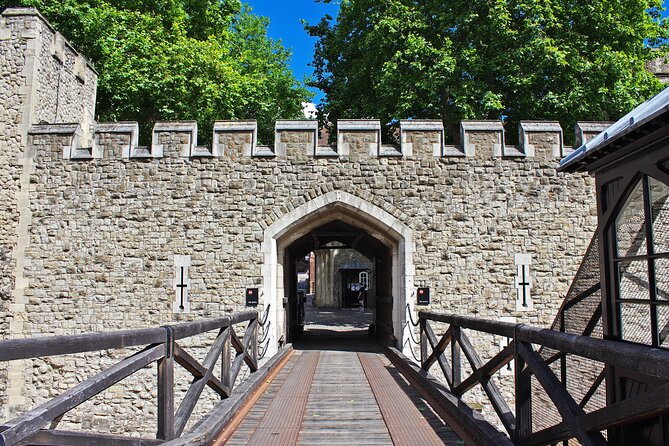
[[1, 0, 310, 143], [307, 0, 668, 143]]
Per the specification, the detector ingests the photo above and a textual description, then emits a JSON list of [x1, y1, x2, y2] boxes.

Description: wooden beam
[[173, 344, 229, 398], [164, 346, 293, 446], [453, 342, 514, 396], [523, 381, 669, 446], [518, 341, 607, 446], [514, 346, 533, 443], [579, 369, 605, 409], [0, 328, 165, 362], [157, 327, 175, 441], [174, 327, 230, 437], [418, 311, 669, 381], [1, 345, 164, 446], [169, 311, 256, 341], [451, 326, 461, 390], [422, 324, 454, 388], [581, 381, 669, 432], [422, 323, 452, 372], [228, 323, 257, 388], [2, 427, 163, 446], [230, 320, 258, 373], [457, 329, 516, 435]]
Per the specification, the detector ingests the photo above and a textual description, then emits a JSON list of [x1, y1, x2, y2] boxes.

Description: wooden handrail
[[0, 310, 261, 446], [419, 310, 669, 380], [0, 311, 257, 362], [417, 310, 669, 446]]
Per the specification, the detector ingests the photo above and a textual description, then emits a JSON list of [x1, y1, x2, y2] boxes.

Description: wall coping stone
[[29, 123, 80, 135], [152, 121, 197, 158], [337, 119, 381, 131], [461, 120, 504, 132], [399, 120, 444, 132], [443, 145, 466, 157], [275, 120, 318, 131], [380, 144, 402, 157], [213, 120, 257, 132], [94, 122, 139, 159], [519, 120, 564, 158], [504, 145, 525, 158], [30, 123, 88, 159], [520, 121, 563, 133], [315, 145, 338, 157], [575, 121, 614, 148], [461, 120, 504, 157], [254, 146, 276, 157]]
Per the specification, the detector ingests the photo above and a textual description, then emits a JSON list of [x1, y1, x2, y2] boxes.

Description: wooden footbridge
[[1, 306, 669, 446]]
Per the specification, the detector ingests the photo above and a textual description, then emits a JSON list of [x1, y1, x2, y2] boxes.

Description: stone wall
[[0, 7, 96, 417], [1, 120, 597, 434], [0, 6, 604, 438], [0, 8, 27, 415]]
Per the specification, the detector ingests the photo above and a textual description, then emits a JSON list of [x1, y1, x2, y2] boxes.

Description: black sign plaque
[[246, 288, 259, 307], [417, 287, 430, 306]]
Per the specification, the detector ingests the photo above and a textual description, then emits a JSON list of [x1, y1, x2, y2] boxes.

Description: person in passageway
[[357, 286, 367, 312]]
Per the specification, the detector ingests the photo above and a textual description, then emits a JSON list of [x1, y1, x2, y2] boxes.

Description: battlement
[[0, 8, 97, 147], [0, 7, 613, 164], [33, 118, 612, 162]]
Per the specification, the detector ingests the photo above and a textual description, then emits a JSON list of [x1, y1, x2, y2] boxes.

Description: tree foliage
[[1, 0, 310, 142], [306, 0, 669, 142]]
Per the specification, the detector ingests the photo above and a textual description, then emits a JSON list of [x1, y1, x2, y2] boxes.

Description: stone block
[[460, 120, 504, 157], [94, 122, 138, 159], [29, 123, 88, 160], [519, 121, 563, 158], [274, 120, 317, 157], [74, 55, 86, 84], [400, 120, 443, 157], [337, 119, 380, 157], [50, 32, 64, 62], [574, 122, 613, 149], [213, 121, 257, 158], [0, 18, 10, 40], [151, 121, 197, 158]]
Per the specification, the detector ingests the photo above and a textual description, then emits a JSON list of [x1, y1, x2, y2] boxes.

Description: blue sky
[[247, 0, 669, 106], [245, 0, 339, 104]]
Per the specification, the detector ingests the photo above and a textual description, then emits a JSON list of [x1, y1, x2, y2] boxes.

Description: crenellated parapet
[[40, 118, 612, 162], [1, 8, 97, 147]]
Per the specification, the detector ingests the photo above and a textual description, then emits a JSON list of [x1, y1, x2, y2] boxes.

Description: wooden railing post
[[221, 327, 231, 393], [157, 326, 175, 441], [251, 316, 258, 365], [420, 317, 428, 369], [515, 340, 532, 442], [451, 325, 462, 390]]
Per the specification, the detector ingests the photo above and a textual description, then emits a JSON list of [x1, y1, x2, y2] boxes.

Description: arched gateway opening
[[261, 191, 415, 357]]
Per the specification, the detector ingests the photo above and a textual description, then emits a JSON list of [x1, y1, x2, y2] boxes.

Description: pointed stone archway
[[261, 191, 415, 357]]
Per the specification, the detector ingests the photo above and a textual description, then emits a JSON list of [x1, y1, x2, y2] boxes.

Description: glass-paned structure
[[614, 176, 669, 348], [560, 87, 669, 445]]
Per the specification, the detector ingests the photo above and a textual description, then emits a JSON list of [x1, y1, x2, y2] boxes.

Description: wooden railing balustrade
[[0, 310, 263, 446], [410, 310, 669, 446]]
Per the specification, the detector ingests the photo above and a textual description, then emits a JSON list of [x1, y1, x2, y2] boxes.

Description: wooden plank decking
[[217, 347, 463, 445]]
